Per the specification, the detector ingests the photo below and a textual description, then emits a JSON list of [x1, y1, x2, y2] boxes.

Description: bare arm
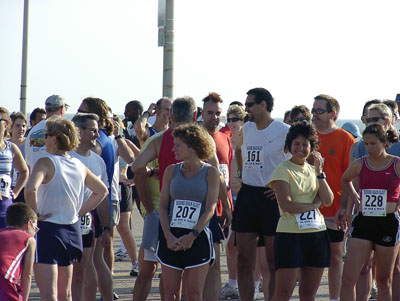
[[116, 137, 134, 164], [125, 139, 140, 157], [79, 167, 108, 216], [131, 137, 159, 175], [313, 151, 334, 207], [11, 143, 29, 198], [21, 237, 36, 301], [341, 159, 362, 210], [235, 128, 244, 171], [134, 104, 156, 146]]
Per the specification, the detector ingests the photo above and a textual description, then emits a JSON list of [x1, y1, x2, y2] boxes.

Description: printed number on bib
[[0, 174, 12, 198], [80, 213, 93, 235], [170, 200, 201, 230], [294, 209, 323, 230], [219, 164, 229, 187], [244, 146, 264, 169], [362, 189, 387, 217]]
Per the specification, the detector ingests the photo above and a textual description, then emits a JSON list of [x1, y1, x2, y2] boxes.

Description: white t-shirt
[[25, 119, 48, 169], [241, 120, 290, 187], [111, 136, 120, 201], [69, 150, 108, 204]]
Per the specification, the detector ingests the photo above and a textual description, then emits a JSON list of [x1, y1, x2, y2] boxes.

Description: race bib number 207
[[170, 200, 201, 230]]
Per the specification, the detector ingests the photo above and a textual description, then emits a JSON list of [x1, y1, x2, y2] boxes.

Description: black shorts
[[327, 228, 345, 243], [232, 183, 280, 236], [156, 226, 215, 270], [93, 210, 102, 238], [82, 231, 95, 248], [209, 212, 224, 244], [274, 231, 331, 270], [349, 212, 400, 247], [119, 183, 133, 213]]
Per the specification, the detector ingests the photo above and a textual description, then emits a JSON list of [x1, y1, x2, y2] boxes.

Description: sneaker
[[220, 283, 239, 299], [114, 250, 129, 262], [113, 291, 119, 300], [254, 285, 261, 300], [130, 261, 139, 276], [370, 286, 377, 299]]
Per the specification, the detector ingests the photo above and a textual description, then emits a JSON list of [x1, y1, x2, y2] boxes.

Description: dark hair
[[229, 101, 243, 107], [72, 113, 99, 128], [383, 100, 397, 114], [247, 88, 274, 112], [30, 107, 46, 122], [363, 123, 399, 148], [156, 97, 172, 109], [314, 94, 340, 120], [82, 97, 114, 136], [285, 122, 320, 153], [290, 105, 311, 122], [362, 99, 381, 117], [284, 110, 291, 121], [126, 100, 144, 114], [172, 124, 215, 160], [172, 97, 197, 123], [6, 203, 37, 227], [202, 92, 223, 104]]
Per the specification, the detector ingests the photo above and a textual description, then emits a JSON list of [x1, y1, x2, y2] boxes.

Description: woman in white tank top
[[25, 117, 108, 301]]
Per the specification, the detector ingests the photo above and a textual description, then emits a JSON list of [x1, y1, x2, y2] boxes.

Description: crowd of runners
[[0, 89, 400, 301]]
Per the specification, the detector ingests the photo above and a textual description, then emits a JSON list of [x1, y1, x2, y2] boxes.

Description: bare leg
[[34, 263, 58, 301], [93, 237, 113, 301], [103, 226, 115, 273], [72, 247, 92, 300], [57, 265, 73, 301], [271, 267, 298, 301], [160, 264, 183, 301], [116, 212, 138, 264], [298, 267, 325, 301], [392, 252, 400, 301], [356, 252, 373, 301], [133, 247, 158, 301], [329, 241, 344, 300], [203, 243, 221, 301], [83, 245, 98, 301], [257, 246, 270, 300], [263, 235, 276, 300], [374, 244, 399, 301], [184, 264, 210, 301]]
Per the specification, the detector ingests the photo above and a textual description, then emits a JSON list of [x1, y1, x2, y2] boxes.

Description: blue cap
[[395, 94, 400, 103], [342, 122, 361, 138]]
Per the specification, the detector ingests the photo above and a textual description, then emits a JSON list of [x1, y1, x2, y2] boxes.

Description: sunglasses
[[311, 108, 329, 115], [291, 117, 308, 123], [366, 117, 385, 123], [245, 102, 257, 108], [227, 117, 243, 123], [77, 109, 89, 113]]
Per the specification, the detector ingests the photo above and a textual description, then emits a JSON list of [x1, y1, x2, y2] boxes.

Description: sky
[[1, 0, 400, 120]]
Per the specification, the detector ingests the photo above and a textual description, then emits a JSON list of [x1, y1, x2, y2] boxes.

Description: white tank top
[[37, 154, 86, 224], [241, 120, 290, 187]]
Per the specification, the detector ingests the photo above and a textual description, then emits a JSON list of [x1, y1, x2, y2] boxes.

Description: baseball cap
[[395, 94, 400, 103], [341, 122, 361, 139], [45, 95, 69, 108]]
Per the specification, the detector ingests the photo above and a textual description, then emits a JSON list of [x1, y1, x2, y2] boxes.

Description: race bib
[[170, 200, 201, 229], [362, 189, 387, 217], [243, 145, 264, 169], [0, 174, 12, 198], [294, 209, 324, 230], [219, 164, 229, 187], [80, 212, 93, 235]]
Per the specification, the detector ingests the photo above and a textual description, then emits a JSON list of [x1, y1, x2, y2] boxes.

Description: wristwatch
[[191, 229, 200, 237], [316, 172, 326, 179]]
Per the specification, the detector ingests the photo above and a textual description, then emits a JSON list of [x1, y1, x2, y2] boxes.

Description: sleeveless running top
[[0, 228, 31, 284], [359, 156, 400, 203], [168, 162, 210, 222], [37, 154, 86, 224], [159, 128, 180, 190], [0, 141, 13, 199]]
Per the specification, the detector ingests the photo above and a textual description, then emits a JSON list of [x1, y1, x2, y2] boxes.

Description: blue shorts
[[35, 221, 83, 266], [0, 199, 12, 229]]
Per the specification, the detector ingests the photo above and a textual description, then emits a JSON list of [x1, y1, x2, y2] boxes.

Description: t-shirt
[[69, 150, 108, 204], [241, 120, 290, 187], [25, 119, 47, 169], [269, 160, 326, 233], [318, 128, 355, 217]]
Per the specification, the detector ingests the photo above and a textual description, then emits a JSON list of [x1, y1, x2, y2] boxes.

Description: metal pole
[[20, 0, 29, 114], [162, 0, 174, 98]]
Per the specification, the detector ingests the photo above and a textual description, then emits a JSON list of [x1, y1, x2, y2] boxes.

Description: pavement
[[29, 206, 332, 300]]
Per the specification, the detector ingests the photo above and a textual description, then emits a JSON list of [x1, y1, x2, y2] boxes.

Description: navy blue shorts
[[274, 231, 331, 270], [36, 221, 83, 266], [232, 184, 280, 236], [119, 183, 133, 213], [349, 212, 400, 247], [209, 212, 224, 244]]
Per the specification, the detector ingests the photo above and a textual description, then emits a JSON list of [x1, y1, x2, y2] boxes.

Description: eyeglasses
[[366, 117, 385, 123], [311, 108, 329, 115], [82, 127, 99, 134], [227, 117, 243, 123], [30, 220, 40, 234], [77, 109, 89, 113], [245, 102, 257, 108], [291, 117, 308, 123]]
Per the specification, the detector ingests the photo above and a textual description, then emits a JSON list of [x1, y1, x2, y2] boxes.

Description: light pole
[[161, 0, 174, 99], [20, 0, 29, 114]]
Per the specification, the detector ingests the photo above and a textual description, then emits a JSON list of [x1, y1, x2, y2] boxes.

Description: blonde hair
[[227, 105, 246, 120], [46, 116, 79, 151]]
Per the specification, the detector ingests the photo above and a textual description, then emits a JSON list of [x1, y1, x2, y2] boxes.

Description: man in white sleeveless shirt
[[232, 88, 290, 301]]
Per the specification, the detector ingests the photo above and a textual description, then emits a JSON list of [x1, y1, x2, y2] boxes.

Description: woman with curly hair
[[268, 122, 333, 300], [157, 123, 220, 301], [25, 117, 108, 301]]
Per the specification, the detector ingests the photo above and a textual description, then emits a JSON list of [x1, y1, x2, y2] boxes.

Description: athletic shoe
[[114, 250, 129, 262], [130, 261, 139, 276], [220, 283, 239, 299], [254, 285, 261, 300], [370, 286, 377, 300], [113, 291, 119, 300]]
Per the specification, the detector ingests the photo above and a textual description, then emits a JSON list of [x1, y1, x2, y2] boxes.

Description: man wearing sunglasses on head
[[232, 87, 290, 300], [311, 94, 355, 301]]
